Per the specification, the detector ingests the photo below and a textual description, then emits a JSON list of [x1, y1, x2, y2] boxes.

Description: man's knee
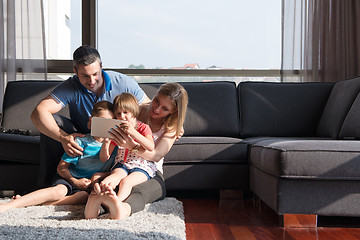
[[51, 184, 69, 199], [38, 134, 64, 187]]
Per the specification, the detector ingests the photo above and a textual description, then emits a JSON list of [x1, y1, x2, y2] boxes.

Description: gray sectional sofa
[[1, 77, 360, 222]]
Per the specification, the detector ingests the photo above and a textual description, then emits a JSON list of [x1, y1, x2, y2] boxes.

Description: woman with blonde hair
[[85, 82, 188, 219]]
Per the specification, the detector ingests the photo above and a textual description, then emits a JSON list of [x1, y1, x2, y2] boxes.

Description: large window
[[98, 0, 281, 70], [46, 0, 282, 83]]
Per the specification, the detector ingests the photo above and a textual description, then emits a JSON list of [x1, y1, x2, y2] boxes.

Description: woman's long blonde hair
[[152, 82, 188, 137]]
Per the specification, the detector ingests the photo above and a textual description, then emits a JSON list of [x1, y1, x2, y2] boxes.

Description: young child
[[0, 101, 115, 213], [86, 93, 155, 218]]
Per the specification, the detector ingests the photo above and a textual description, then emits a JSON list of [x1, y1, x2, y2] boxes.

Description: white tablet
[[90, 117, 125, 138]]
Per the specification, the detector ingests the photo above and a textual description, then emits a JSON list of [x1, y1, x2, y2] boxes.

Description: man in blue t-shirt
[[31, 46, 166, 220], [31, 46, 151, 157]]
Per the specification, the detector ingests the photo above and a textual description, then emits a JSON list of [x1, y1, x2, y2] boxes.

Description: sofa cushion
[[140, 82, 240, 137], [164, 136, 248, 164], [339, 92, 360, 139], [244, 136, 330, 145], [250, 138, 360, 180], [316, 76, 360, 139], [239, 82, 333, 138], [0, 133, 40, 164], [1, 80, 69, 136]]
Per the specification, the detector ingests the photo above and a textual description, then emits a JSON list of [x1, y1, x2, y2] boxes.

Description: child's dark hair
[[92, 101, 114, 117], [113, 93, 140, 117]]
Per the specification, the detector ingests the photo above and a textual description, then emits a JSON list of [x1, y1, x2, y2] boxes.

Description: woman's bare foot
[[101, 190, 131, 220]]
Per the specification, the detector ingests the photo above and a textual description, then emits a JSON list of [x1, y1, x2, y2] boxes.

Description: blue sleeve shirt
[[50, 70, 146, 133], [61, 134, 115, 179]]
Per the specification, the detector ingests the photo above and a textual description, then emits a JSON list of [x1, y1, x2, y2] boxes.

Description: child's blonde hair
[[113, 93, 140, 117], [156, 82, 188, 137], [92, 101, 114, 117]]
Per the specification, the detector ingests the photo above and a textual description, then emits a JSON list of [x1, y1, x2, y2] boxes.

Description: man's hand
[[60, 133, 85, 157]]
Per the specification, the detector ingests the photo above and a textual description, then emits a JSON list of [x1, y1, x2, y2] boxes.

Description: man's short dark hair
[[73, 45, 102, 69]]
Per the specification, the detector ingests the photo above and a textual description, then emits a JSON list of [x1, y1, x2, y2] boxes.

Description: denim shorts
[[113, 162, 151, 180]]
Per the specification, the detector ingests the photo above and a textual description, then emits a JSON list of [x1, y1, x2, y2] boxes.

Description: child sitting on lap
[[85, 93, 155, 218]]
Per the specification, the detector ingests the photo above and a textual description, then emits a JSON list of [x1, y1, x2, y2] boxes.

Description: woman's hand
[[109, 126, 138, 150], [119, 121, 137, 137], [176, 127, 185, 141]]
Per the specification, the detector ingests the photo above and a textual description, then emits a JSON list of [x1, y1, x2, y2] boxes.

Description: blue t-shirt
[[50, 70, 146, 132], [61, 134, 115, 179]]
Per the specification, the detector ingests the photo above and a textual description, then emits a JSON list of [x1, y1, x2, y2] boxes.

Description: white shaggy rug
[[0, 197, 185, 240]]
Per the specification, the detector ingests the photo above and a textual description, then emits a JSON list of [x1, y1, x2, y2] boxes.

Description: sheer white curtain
[[0, 0, 47, 113], [282, 0, 360, 82]]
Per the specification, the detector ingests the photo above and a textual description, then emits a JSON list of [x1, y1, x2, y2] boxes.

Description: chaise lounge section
[[246, 77, 360, 226]]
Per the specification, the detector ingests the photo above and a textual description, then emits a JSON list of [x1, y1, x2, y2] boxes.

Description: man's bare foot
[[101, 191, 131, 220], [12, 195, 21, 200]]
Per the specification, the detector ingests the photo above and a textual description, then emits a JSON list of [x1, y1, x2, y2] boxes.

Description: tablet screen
[[90, 117, 125, 138]]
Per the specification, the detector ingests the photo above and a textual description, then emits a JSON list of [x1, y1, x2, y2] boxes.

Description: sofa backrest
[[1, 80, 69, 136], [140, 81, 240, 137], [238, 81, 334, 138], [2, 80, 240, 138], [316, 76, 360, 139]]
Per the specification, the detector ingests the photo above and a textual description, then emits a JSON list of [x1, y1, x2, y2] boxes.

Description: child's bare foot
[[84, 191, 103, 219], [101, 191, 131, 220], [102, 184, 116, 196], [93, 183, 102, 195]]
